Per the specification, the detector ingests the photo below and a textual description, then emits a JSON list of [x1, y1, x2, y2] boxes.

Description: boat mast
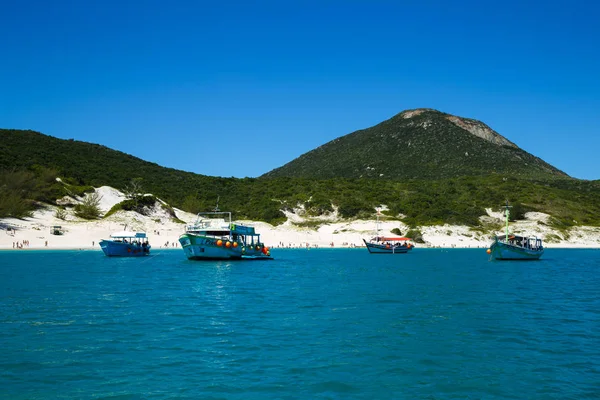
[[503, 201, 512, 238]]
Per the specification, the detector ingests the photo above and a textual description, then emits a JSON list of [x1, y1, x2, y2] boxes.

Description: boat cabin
[[110, 231, 149, 244], [497, 234, 543, 250], [370, 236, 412, 245], [185, 212, 263, 247]]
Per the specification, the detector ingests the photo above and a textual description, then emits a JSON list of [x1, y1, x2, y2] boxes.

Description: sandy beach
[[1, 186, 599, 251]]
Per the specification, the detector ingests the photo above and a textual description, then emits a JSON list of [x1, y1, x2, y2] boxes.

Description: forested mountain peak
[[262, 109, 566, 180]]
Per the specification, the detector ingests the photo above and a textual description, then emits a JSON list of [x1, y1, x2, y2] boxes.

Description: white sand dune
[[1, 187, 599, 250]]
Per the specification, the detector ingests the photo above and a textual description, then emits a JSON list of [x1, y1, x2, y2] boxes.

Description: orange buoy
[[225, 241, 231, 248], [233, 242, 238, 248], [486, 249, 491, 254], [217, 240, 223, 247]]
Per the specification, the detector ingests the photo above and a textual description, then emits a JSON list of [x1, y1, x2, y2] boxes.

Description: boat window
[[205, 230, 230, 236]]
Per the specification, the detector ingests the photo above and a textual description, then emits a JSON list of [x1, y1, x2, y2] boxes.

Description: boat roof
[[187, 212, 258, 235], [497, 234, 541, 240], [375, 236, 411, 241], [110, 231, 147, 238]]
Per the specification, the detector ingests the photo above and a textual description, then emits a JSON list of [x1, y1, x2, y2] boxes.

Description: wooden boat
[[363, 236, 414, 254], [99, 230, 151, 257], [488, 203, 543, 260], [363, 208, 414, 254], [178, 207, 272, 261]]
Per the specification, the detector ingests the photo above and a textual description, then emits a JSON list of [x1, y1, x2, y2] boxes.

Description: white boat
[[178, 209, 272, 261], [488, 203, 543, 260]]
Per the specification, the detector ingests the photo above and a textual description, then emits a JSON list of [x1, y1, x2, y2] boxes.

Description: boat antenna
[[213, 195, 220, 212], [503, 200, 512, 238]]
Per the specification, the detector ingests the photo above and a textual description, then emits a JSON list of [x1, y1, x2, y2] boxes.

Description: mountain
[[262, 109, 568, 180], [2, 125, 599, 229]]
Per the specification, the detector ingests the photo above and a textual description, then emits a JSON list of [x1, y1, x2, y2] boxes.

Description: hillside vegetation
[[262, 109, 567, 180], [1, 122, 599, 231]]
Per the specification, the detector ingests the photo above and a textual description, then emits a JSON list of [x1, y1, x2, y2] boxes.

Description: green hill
[[0, 128, 217, 203], [262, 109, 568, 180], [1, 122, 599, 230]]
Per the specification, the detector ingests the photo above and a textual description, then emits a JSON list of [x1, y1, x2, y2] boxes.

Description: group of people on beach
[[12, 239, 49, 248], [13, 240, 30, 249]]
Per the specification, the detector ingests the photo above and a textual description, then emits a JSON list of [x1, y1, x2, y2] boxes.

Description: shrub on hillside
[[54, 207, 67, 220], [391, 228, 402, 236], [74, 192, 102, 219], [405, 229, 425, 244]]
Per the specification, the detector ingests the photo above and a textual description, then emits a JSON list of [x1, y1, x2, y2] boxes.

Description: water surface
[[1, 248, 599, 399]]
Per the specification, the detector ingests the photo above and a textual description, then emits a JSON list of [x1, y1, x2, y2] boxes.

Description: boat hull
[[99, 240, 151, 257], [179, 234, 272, 260], [363, 239, 411, 254], [489, 240, 543, 260]]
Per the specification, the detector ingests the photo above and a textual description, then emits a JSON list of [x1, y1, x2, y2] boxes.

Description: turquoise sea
[[1, 248, 599, 399]]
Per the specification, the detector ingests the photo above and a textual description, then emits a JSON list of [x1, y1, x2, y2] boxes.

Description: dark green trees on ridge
[[1, 108, 599, 230]]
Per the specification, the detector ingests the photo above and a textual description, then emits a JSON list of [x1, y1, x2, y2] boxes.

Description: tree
[[123, 178, 144, 200], [0, 169, 37, 218], [74, 192, 103, 219]]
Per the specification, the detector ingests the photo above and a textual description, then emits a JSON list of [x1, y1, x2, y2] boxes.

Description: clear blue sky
[[2, 0, 599, 180]]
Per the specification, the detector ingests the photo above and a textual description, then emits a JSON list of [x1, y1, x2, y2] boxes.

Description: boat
[[99, 230, 151, 257], [178, 209, 273, 261], [487, 203, 544, 260], [363, 208, 414, 254], [363, 236, 414, 254]]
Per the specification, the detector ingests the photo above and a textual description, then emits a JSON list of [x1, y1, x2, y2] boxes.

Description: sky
[[1, 0, 599, 180]]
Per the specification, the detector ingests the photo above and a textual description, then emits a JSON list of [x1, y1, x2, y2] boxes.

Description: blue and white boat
[[363, 236, 414, 254], [179, 210, 273, 261], [99, 230, 151, 257], [363, 208, 414, 254], [488, 203, 544, 261]]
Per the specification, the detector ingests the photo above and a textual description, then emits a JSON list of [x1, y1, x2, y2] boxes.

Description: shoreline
[[2, 186, 599, 252], [2, 243, 599, 251]]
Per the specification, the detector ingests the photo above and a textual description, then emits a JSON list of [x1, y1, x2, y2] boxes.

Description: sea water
[[1, 248, 599, 399]]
